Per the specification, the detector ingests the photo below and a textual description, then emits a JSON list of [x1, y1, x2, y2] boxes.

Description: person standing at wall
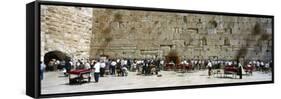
[[132, 60, 137, 72], [260, 61, 265, 72], [199, 60, 202, 70], [156, 59, 161, 74], [160, 59, 164, 70], [93, 60, 101, 83], [238, 61, 243, 79], [256, 60, 260, 71], [127, 59, 132, 71], [143, 59, 148, 75], [110, 60, 117, 75], [265, 62, 270, 73], [100, 60, 106, 77]]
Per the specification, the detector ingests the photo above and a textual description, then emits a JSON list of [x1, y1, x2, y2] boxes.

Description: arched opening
[[43, 50, 71, 71]]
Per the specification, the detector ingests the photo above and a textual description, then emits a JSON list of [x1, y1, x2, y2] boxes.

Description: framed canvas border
[[26, 0, 274, 98]]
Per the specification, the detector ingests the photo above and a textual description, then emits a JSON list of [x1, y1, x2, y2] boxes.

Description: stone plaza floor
[[41, 70, 272, 94]]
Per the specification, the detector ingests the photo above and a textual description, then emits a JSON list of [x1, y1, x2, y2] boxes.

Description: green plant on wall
[[114, 12, 123, 23]]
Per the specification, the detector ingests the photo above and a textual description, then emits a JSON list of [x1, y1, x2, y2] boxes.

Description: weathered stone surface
[[41, 5, 92, 59], [41, 5, 272, 61]]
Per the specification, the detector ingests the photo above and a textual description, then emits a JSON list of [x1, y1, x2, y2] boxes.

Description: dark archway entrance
[[43, 50, 71, 71]]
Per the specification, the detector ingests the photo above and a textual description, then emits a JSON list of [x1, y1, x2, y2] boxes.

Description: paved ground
[[41, 70, 272, 94]]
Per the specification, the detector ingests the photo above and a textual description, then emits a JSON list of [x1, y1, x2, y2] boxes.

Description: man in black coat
[[64, 60, 71, 76]]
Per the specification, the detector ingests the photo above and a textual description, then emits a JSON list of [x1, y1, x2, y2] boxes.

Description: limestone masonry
[[41, 5, 272, 61]]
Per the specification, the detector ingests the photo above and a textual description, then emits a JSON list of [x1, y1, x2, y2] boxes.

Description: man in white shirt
[[100, 61, 106, 77], [182, 59, 187, 64], [256, 61, 260, 71], [160, 60, 164, 70], [124, 59, 128, 67], [85, 62, 91, 69], [260, 61, 265, 72], [94, 60, 101, 83], [252, 61, 256, 67], [121, 59, 126, 67], [228, 61, 232, 66], [110, 60, 117, 75], [265, 62, 270, 73], [207, 61, 212, 77]]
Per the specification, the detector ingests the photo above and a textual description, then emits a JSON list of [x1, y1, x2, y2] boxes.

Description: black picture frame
[[26, 0, 274, 98]]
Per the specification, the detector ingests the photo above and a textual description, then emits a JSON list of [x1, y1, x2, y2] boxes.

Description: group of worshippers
[[40, 57, 272, 81], [40, 58, 166, 82], [175, 59, 273, 79]]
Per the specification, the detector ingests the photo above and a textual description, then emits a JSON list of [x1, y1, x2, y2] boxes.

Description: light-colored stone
[[41, 6, 273, 61]]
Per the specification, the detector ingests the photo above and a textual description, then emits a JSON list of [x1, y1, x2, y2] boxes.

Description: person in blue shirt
[[40, 61, 46, 80]]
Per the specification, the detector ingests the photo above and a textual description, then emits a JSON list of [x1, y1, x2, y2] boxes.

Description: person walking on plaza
[[40, 61, 46, 80], [94, 60, 101, 83], [207, 60, 212, 77]]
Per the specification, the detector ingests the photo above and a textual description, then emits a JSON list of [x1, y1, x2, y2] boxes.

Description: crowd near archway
[[43, 50, 71, 71]]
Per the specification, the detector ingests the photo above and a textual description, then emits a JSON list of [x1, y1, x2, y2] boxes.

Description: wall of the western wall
[[41, 6, 272, 61], [90, 8, 272, 61]]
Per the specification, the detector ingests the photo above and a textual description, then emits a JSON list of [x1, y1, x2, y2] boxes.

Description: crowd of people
[[40, 57, 272, 81], [177, 59, 272, 71], [40, 58, 166, 81]]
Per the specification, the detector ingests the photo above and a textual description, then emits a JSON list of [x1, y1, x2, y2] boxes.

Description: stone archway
[[43, 50, 71, 71]]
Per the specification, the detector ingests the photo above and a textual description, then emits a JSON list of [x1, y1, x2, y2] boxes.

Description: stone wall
[[41, 5, 93, 59], [90, 8, 272, 61], [41, 6, 272, 61]]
